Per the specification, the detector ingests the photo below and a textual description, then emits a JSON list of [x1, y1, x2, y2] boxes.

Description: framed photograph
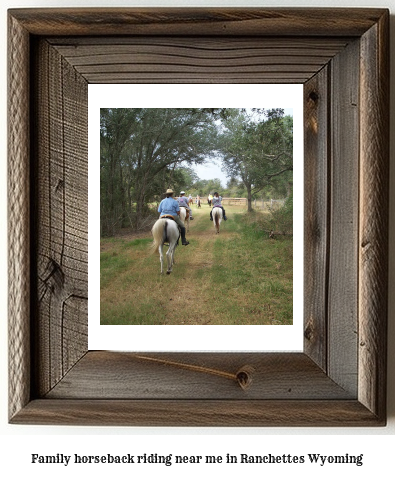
[[8, 8, 389, 426], [89, 83, 304, 349]]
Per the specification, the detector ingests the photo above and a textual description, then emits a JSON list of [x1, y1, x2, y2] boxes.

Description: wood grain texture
[[327, 39, 359, 396], [8, 7, 387, 37], [31, 39, 88, 397], [358, 12, 389, 421], [8, 12, 31, 421], [46, 352, 354, 400], [49, 37, 350, 84], [7, 8, 389, 426], [11, 399, 384, 427], [303, 67, 330, 371]]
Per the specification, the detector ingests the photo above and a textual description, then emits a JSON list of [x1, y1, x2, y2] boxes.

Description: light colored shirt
[[158, 197, 180, 217], [212, 196, 222, 207], [177, 196, 189, 208]]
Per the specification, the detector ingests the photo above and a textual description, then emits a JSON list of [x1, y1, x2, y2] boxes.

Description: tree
[[225, 176, 247, 198], [191, 178, 224, 197], [167, 167, 199, 201], [219, 109, 293, 212], [100, 108, 142, 234], [100, 108, 220, 234]]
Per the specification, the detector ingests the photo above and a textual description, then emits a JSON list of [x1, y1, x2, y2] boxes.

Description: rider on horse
[[210, 192, 227, 221], [158, 189, 190, 245], [177, 191, 194, 220]]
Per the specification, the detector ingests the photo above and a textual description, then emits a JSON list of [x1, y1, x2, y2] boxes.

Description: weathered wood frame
[[8, 8, 389, 426]]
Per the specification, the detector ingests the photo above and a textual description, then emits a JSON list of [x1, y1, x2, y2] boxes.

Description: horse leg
[[159, 244, 164, 274], [214, 212, 220, 233], [172, 243, 177, 265], [171, 245, 176, 270], [166, 245, 174, 274]]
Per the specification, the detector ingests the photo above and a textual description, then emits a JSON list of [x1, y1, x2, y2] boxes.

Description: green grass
[[100, 252, 134, 289], [101, 299, 168, 325], [123, 238, 152, 248], [100, 205, 293, 325], [207, 212, 293, 325]]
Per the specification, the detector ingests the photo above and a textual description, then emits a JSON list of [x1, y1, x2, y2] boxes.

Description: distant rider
[[158, 189, 190, 245], [177, 191, 194, 220], [210, 192, 227, 221]]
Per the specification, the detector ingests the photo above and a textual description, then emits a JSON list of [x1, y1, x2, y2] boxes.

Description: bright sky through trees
[[193, 108, 294, 188]]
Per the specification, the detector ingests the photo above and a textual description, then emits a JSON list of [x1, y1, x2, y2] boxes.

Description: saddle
[[160, 215, 181, 246]]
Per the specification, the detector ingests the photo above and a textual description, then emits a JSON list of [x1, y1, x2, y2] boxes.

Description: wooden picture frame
[[8, 8, 389, 426]]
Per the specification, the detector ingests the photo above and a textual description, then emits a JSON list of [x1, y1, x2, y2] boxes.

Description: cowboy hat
[[165, 188, 174, 194]]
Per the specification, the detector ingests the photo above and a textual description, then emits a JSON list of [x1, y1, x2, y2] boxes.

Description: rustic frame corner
[[8, 7, 389, 426]]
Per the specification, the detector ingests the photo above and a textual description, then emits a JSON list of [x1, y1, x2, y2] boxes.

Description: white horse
[[151, 218, 180, 274], [212, 207, 223, 234], [179, 207, 190, 232]]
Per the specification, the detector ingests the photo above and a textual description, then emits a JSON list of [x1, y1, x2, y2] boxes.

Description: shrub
[[260, 195, 293, 237]]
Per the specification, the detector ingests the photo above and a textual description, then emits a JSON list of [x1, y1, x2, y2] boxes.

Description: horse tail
[[151, 219, 167, 253], [214, 209, 219, 228]]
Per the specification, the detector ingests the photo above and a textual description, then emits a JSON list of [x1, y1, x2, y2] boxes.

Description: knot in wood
[[236, 365, 254, 390], [304, 322, 314, 341], [44, 259, 65, 292], [308, 91, 319, 103]]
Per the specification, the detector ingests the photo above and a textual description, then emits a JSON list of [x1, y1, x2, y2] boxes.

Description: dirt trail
[[186, 213, 233, 268], [102, 203, 292, 325], [158, 204, 239, 324], [101, 204, 244, 325]]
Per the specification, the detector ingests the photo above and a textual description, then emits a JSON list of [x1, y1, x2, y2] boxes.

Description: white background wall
[[1, 1, 394, 477]]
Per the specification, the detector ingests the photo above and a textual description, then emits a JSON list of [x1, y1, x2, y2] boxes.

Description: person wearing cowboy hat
[[177, 191, 194, 220], [158, 188, 190, 245]]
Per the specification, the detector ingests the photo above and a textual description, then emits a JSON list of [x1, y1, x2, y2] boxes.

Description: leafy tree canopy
[[218, 108, 293, 210]]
